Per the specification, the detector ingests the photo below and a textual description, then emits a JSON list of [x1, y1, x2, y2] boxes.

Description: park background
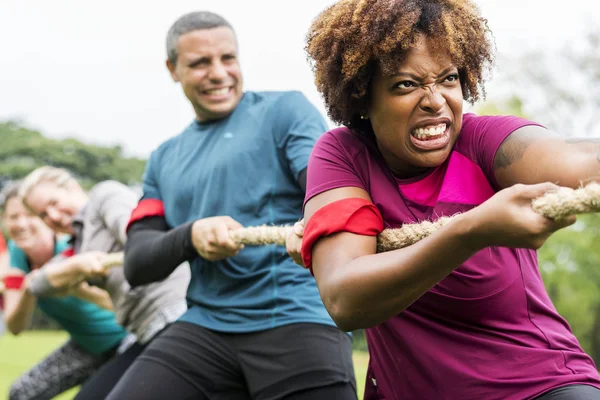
[[1, 0, 599, 399]]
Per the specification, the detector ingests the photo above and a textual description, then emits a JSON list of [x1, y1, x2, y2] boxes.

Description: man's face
[[167, 27, 243, 122]]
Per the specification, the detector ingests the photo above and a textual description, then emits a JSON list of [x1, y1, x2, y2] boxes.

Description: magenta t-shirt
[[305, 114, 600, 400]]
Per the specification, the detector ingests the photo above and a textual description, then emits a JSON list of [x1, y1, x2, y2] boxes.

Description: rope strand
[[231, 182, 600, 252], [20, 181, 597, 283]]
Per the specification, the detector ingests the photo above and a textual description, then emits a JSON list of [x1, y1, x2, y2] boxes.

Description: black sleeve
[[124, 216, 197, 287], [298, 168, 307, 193]]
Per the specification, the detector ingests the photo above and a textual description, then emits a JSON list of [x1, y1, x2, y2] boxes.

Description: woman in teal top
[[1, 182, 128, 400]]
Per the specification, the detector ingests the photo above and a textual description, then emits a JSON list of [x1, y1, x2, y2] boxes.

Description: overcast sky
[[1, 1, 598, 157]]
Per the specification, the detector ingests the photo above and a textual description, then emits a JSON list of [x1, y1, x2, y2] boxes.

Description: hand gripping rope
[[0, 253, 126, 294]]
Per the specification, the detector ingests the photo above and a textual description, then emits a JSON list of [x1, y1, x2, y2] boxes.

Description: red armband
[[4, 274, 25, 290], [126, 199, 165, 232], [301, 198, 384, 274]]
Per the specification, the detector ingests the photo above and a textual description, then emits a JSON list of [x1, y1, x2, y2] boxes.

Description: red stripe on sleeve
[[301, 198, 384, 274], [126, 199, 165, 232]]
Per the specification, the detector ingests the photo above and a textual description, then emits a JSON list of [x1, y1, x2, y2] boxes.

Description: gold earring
[[360, 115, 369, 120]]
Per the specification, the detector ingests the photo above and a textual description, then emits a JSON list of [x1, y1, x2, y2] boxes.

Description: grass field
[[0, 331, 369, 400]]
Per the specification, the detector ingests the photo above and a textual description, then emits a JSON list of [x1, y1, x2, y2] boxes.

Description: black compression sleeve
[[124, 216, 197, 287]]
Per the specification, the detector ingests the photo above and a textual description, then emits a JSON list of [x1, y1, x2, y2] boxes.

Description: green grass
[[0, 331, 78, 399], [353, 349, 369, 398], [0, 330, 369, 400]]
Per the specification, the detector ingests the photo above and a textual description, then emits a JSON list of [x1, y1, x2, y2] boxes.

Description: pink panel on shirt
[[399, 151, 495, 207]]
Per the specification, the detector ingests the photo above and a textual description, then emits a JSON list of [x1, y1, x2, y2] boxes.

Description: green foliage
[[538, 214, 600, 362], [474, 95, 527, 118], [478, 31, 600, 365], [0, 120, 146, 189], [351, 329, 369, 352]]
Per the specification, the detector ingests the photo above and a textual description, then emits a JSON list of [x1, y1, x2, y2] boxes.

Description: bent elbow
[[123, 261, 143, 288], [329, 307, 362, 332], [322, 290, 364, 332], [122, 251, 142, 287]]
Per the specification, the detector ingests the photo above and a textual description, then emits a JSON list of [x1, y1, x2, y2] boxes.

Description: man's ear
[[166, 59, 179, 83]]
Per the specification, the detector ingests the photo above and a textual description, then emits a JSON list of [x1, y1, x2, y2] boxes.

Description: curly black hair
[[306, 0, 495, 135]]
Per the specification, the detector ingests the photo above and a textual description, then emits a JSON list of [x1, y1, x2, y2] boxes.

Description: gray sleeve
[[91, 181, 139, 245], [26, 269, 69, 298], [26, 254, 73, 297]]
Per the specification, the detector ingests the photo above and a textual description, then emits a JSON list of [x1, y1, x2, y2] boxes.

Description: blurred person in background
[[19, 167, 190, 400], [1, 181, 129, 400]]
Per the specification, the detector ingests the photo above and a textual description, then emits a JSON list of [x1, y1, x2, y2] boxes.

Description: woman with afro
[[302, 0, 600, 399]]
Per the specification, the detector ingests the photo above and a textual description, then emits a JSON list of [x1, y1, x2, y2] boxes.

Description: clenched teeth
[[412, 123, 447, 140]]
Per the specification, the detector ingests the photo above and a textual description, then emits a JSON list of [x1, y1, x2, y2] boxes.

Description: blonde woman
[[19, 167, 190, 400], [1, 182, 128, 400]]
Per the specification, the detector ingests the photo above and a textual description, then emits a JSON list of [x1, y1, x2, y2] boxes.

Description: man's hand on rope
[[286, 219, 305, 267], [191, 216, 245, 261], [466, 182, 577, 251]]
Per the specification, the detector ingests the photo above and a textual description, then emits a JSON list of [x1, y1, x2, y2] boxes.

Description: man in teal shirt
[[108, 11, 356, 400]]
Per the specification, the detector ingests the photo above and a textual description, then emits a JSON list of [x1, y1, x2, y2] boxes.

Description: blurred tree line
[[0, 120, 146, 190]]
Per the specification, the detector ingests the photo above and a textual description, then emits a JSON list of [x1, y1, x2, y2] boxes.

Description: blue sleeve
[[272, 91, 328, 180], [8, 240, 30, 273], [141, 149, 163, 201]]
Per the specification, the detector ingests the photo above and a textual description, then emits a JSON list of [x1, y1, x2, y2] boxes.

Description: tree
[[0, 120, 146, 189], [538, 215, 600, 361]]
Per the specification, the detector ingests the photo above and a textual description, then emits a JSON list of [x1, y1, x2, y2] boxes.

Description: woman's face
[[25, 182, 83, 235], [3, 197, 51, 251], [367, 35, 464, 178]]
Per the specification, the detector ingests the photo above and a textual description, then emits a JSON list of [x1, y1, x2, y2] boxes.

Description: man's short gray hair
[[166, 11, 234, 66]]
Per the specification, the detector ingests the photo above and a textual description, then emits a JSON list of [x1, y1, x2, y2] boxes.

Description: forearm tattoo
[[496, 131, 600, 170]]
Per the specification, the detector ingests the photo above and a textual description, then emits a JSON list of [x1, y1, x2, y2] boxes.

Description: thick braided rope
[[231, 183, 600, 252], [229, 226, 293, 246], [102, 253, 125, 269], [89, 183, 600, 270], [531, 182, 600, 219]]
